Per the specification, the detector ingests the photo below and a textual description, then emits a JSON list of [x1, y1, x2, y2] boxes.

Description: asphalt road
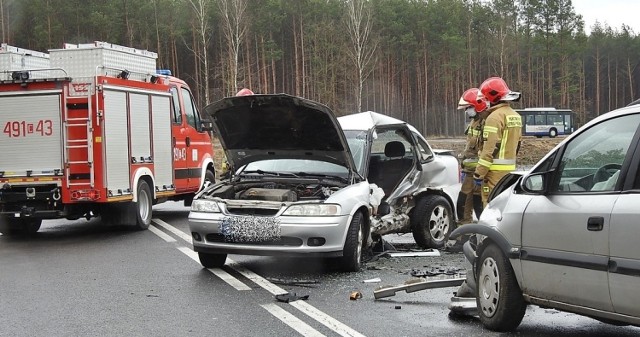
[[2, 201, 639, 337]]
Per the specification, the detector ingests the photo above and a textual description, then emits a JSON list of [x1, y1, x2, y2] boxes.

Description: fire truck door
[[171, 88, 189, 192], [180, 87, 209, 190]]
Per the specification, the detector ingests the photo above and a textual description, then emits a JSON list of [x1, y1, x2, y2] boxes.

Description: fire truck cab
[[0, 42, 215, 235]]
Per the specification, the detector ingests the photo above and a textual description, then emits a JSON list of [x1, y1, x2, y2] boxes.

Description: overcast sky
[[572, 0, 640, 34]]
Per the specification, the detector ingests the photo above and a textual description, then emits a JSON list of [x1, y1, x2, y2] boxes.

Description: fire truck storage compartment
[[0, 43, 51, 79], [102, 87, 174, 196], [102, 90, 131, 195], [49, 41, 157, 80], [0, 92, 62, 177], [151, 95, 173, 191]]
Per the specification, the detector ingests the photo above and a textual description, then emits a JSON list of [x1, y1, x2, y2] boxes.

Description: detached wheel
[[199, 252, 227, 268], [411, 195, 453, 248], [339, 211, 365, 272], [477, 244, 526, 332], [134, 180, 153, 230]]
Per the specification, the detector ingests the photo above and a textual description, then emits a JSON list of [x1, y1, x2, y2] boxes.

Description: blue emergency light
[[156, 69, 172, 76]]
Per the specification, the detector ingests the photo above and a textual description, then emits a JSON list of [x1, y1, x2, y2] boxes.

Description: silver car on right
[[450, 102, 640, 331]]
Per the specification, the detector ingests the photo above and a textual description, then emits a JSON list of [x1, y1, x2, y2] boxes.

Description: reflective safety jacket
[[460, 117, 484, 173], [473, 103, 522, 180]]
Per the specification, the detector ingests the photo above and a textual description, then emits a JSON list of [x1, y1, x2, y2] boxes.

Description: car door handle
[[587, 216, 604, 231], [186, 137, 191, 147]]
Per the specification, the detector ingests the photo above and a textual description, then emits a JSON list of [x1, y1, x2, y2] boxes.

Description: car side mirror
[[521, 172, 546, 194]]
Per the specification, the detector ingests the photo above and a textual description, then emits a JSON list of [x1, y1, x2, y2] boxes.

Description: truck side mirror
[[201, 120, 214, 133]]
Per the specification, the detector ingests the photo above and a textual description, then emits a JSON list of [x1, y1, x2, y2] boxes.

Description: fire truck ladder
[[62, 84, 94, 188]]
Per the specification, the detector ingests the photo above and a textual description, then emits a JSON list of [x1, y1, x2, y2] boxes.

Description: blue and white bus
[[516, 107, 574, 138]]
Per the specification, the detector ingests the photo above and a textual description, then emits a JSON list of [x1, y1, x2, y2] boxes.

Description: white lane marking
[[149, 225, 176, 242], [155, 219, 366, 337], [228, 260, 366, 337], [227, 260, 287, 295], [152, 218, 192, 244], [177, 247, 251, 291], [289, 301, 366, 337], [261, 303, 326, 337]]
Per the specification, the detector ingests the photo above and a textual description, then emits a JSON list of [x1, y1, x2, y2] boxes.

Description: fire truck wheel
[[0, 217, 19, 236], [134, 180, 153, 230], [0, 217, 41, 236], [205, 169, 215, 187], [21, 218, 42, 235]]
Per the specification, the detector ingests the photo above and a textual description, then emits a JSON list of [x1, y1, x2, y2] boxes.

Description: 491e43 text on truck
[[0, 42, 215, 235]]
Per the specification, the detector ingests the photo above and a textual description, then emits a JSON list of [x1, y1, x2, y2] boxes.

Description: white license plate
[[219, 216, 281, 242]]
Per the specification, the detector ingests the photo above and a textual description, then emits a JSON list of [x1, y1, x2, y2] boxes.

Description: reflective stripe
[[470, 129, 481, 136], [462, 158, 478, 169], [484, 126, 498, 133], [500, 129, 508, 159], [488, 164, 516, 171], [492, 159, 516, 165], [478, 159, 492, 168], [478, 159, 515, 171]]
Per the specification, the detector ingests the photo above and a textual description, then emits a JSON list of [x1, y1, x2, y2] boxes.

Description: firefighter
[[447, 88, 488, 253], [456, 88, 488, 225], [473, 77, 522, 207]]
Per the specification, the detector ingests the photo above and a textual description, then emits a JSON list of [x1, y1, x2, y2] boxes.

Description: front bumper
[[188, 212, 350, 257]]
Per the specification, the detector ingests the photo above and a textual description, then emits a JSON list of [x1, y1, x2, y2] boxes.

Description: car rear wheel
[[199, 252, 227, 268], [411, 195, 452, 248], [477, 243, 526, 332], [339, 211, 364, 272]]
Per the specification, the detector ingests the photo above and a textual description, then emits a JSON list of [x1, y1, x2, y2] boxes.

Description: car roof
[[338, 111, 420, 133]]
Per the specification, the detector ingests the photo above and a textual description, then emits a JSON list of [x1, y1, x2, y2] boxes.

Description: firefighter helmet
[[478, 77, 520, 103], [457, 88, 488, 112], [236, 88, 254, 96]]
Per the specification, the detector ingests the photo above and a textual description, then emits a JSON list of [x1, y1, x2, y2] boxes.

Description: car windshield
[[343, 130, 368, 175]]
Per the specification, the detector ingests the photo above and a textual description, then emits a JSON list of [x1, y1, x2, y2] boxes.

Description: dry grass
[[427, 136, 564, 167]]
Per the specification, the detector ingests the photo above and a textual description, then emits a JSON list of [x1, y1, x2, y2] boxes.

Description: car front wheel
[[477, 243, 526, 332], [199, 252, 227, 268], [411, 195, 452, 248], [338, 211, 364, 272]]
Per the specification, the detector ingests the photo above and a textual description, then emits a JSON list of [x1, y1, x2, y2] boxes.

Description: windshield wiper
[[240, 170, 299, 178], [295, 172, 348, 183]]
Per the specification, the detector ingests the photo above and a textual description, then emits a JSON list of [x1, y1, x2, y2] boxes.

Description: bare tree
[[187, 0, 212, 104], [218, 0, 248, 96], [345, 0, 376, 113]]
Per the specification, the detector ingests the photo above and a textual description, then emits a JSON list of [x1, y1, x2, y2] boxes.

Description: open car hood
[[204, 94, 357, 173]]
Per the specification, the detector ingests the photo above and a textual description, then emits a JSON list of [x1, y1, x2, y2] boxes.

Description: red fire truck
[[0, 42, 216, 235]]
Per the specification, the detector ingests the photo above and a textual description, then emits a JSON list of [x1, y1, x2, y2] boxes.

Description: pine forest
[[4, 0, 640, 136]]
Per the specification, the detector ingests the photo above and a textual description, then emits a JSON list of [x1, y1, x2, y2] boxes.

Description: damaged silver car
[[189, 94, 460, 272], [450, 103, 640, 331]]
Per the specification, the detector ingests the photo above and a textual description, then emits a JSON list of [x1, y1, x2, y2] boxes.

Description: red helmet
[[235, 88, 254, 96], [458, 88, 487, 112], [479, 77, 520, 103]]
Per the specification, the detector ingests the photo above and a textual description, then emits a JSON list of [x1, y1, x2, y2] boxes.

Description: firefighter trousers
[[480, 170, 510, 207], [457, 173, 483, 224]]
